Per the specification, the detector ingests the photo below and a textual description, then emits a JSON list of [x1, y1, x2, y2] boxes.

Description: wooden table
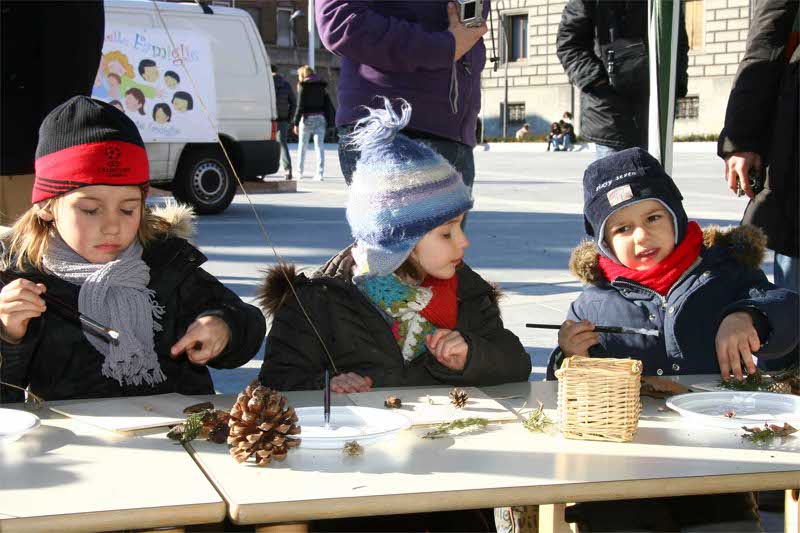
[[185, 376, 800, 531], [0, 401, 226, 533]]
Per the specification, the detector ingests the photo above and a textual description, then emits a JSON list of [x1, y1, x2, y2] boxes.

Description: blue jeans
[[338, 126, 475, 191], [298, 114, 326, 177], [276, 121, 292, 175], [595, 144, 621, 160]]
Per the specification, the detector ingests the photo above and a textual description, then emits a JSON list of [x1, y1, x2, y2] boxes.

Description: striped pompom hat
[[33, 96, 149, 203], [346, 98, 474, 280]]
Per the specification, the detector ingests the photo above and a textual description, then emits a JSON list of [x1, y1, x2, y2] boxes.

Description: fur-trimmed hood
[[148, 202, 196, 243], [569, 224, 768, 285]]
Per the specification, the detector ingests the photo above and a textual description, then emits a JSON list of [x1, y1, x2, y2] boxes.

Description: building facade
[[481, 0, 751, 139]]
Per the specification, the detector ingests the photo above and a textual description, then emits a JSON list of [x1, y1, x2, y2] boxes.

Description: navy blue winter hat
[[583, 148, 688, 259]]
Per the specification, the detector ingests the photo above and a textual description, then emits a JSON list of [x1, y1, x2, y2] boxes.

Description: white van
[[101, 0, 279, 213]]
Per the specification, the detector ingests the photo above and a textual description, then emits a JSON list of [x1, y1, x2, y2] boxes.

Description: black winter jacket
[[556, 0, 688, 149], [273, 74, 297, 122], [718, 0, 799, 257], [547, 225, 799, 379], [257, 248, 532, 391], [0, 206, 267, 403], [292, 75, 335, 126]]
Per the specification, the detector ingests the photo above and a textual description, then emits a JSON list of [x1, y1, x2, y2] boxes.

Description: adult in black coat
[[556, 0, 688, 156], [271, 65, 297, 179], [1, 1, 104, 224], [257, 248, 532, 391], [718, 0, 799, 290]]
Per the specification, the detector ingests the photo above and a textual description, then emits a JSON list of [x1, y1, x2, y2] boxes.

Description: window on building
[[277, 8, 293, 47], [504, 14, 528, 62], [676, 96, 699, 119], [506, 102, 526, 123], [241, 6, 263, 34], [685, 0, 704, 50]]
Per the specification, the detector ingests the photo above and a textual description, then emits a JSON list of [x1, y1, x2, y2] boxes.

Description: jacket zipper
[[611, 257, 703, 310], [457, 57, 473, 143]]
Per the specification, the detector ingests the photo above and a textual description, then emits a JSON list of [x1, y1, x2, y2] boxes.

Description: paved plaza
[[152, 144, 760, 393]]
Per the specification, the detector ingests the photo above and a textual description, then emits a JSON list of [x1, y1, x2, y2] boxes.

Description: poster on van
[[92, 26, 217, 143]]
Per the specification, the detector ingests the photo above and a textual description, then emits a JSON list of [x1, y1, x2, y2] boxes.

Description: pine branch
[[422, 417, 489, 439], [523, 400, 553, 433]]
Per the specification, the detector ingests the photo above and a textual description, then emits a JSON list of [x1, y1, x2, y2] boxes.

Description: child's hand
[[170, 315, 231, 365], [715, 311, 760, 381], [425, 329, 468, 371], [0, 278, 47, 344], [330, 372, 373, 393], [558, 320, 599, 357]]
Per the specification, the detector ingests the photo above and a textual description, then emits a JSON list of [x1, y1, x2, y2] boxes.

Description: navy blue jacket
[[547, 225, 798, 379]]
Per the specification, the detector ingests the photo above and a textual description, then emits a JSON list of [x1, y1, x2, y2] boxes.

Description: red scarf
[[598, 221, 703, 295], [420, 275, 459, 329]]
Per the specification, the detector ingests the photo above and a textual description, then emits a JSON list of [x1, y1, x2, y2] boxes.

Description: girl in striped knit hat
[[258, 98, 531, 394], [0, 96, 266, 403]]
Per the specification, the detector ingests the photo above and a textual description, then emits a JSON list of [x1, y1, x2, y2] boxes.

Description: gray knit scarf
[[43, 234, 166, 387]]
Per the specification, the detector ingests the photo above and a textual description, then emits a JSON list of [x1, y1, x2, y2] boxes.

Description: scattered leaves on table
[[640, 376, 691, 398], [741, 423, 797, 444], [426, 395, 435, 405], [168, 409, 231, 444], [183, 401, 215, 414], [449, 388, 469, 409], [522, 400, 553, 433], [422, 417, 489, 439], [143, 404, 153, 412], [384, 396, 402, 409], [343, 440, 364, 457]]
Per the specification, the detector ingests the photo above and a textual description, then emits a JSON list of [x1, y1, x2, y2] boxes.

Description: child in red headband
[[0, 96, 265, 402]]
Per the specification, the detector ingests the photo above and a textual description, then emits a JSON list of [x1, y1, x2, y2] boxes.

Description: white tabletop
[[0, 401, 225, 533], [186, 377, 800, 525]]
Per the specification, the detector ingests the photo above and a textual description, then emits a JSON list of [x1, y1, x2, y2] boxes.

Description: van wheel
[[174, 147, 236, 214]]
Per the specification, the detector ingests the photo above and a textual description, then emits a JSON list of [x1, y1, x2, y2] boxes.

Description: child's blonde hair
[[4, 186, 169, 272], [297, 65, 314, 82]]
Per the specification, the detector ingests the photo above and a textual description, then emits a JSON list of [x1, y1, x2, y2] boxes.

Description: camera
[[456, 0, 484, 27]]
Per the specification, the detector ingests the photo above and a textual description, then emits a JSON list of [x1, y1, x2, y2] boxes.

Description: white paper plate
[[0, 408, 41, 445], [666, 392, 800, 429], [295, 406, 412, 449]]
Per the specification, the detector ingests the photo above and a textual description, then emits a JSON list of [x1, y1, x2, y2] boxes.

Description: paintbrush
[[0, 271, 120, 343], [526, 323, 660, 337], [323, 368, 331, 429]]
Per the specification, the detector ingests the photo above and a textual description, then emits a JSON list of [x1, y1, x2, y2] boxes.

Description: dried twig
[[422, 417, 489, 439]]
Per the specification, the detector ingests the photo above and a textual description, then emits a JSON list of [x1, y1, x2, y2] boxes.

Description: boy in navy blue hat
[[548, 147, 798, 381], [546, 147, 798, 531]]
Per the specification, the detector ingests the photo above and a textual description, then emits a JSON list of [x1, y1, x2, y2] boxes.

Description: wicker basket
[[555, 356, 643, 442]]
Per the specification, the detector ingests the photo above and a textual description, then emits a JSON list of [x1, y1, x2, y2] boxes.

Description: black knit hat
[[33, 96, 148, 203], [583, 148, 687, 258]]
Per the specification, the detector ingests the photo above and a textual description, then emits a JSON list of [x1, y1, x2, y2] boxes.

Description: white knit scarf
[[43, 234, 166, 386]]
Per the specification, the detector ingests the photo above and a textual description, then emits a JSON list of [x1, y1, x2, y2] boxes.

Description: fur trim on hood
[[149, 202, 196, 243], [569, 224, 768, 285], [257, 262, 299, 318]]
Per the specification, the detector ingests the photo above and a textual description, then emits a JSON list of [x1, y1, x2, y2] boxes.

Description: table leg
[[539, 504, 576, 533], [787, 489, 799, 533], [254, 523, 309, 533]]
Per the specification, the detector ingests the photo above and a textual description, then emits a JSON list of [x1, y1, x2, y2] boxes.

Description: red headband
[[32, 141, 149, 204]]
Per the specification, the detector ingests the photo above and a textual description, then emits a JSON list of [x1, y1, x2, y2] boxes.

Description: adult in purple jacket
[[316, 0, 489, 190]]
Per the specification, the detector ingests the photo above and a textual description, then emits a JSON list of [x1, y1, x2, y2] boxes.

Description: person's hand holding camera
[[725, 151, 762, 199], [447, 2, 488, 62]]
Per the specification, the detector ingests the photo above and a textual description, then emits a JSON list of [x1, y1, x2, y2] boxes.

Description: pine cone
[[450, 388, 469, 409], [384, 396, 402, 409], [765, 380, 792, 394], [228, 380, 301, 467]]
